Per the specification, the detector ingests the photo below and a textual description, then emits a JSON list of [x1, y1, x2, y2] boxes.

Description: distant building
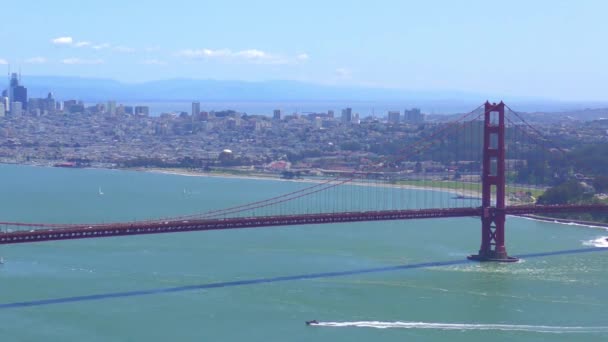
[[404, 108, 424, 123], [0, 102, 5, 117], [273, 109, 282, 120], [327, 110, 334, 119], [8, 73, 18, 106], [1, 96, 9, 112], [124, 106, 134, 115], [107, 101, 117, 116], [135, 106, 150, 116], [192, 101, 201, 117], [68, 103, 85, 113], [11, 101, 23, 116], [341, 107, 353, 123], [388, 111, 400, 124]]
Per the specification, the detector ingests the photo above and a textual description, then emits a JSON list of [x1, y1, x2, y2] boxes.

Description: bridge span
[[1, 204, 606, 245]]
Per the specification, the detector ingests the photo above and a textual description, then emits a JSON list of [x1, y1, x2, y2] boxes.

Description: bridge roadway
[[1, 204, 607, 245]]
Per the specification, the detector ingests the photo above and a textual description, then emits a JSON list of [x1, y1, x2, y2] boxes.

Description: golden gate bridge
[[1, 102, 607, 262]]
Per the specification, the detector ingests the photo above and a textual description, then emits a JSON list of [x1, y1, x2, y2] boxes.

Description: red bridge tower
[[469, 101, 518, 262]]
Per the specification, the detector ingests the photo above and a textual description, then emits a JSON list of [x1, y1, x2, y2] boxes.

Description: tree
[[537, 180, 588, 205]]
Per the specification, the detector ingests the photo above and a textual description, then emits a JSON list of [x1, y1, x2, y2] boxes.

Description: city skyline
[[1, 1, 607, 101]]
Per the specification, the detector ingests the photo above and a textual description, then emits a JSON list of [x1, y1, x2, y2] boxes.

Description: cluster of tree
[[536, 180, 592, 205]]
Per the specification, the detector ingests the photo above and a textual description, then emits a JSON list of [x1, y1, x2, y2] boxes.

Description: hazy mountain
[[16, 75, 608, 114]]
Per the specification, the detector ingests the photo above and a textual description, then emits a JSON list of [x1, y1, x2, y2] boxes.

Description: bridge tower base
[[468, 101, 518, 263]]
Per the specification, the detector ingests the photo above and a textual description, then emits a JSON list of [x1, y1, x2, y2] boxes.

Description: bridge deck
[[1, 204, 606, 245]]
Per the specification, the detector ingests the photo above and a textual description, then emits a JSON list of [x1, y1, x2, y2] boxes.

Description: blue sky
[[1, 0, 607, 101]]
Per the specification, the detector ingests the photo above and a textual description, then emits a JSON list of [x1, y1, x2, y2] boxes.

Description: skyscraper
[[273, 109, 282, 120], [0, 102, 5, 117], [388, 111, 400, 124], [192, 101, 201, 117], [13, 85, 27, 110], [107, 101, 117, 116], [341, 107, 353, 123], [404, 108, 424, 123], [8, 73, 27, 111]]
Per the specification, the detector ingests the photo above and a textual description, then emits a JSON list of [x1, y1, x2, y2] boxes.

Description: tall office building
[[388, 111, 400, 124], [8, 73, 18, 105], [107, 101, 117, 116], [403, 108, 424, 123], [7, 73, 27, 110], [0, 102, 5, 117], [273, 109, 282, 120], [192, 101, 201, 117], [341, 107, 353, 123]]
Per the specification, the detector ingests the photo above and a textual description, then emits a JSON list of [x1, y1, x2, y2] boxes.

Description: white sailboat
[[98, 186, 104, 196]]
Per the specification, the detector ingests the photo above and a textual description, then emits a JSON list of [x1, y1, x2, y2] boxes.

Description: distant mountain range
[[14, 75, 608, 114]]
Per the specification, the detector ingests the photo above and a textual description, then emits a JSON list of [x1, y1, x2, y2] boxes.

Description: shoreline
[[516, 214, 608, 230], [135, 167, 483, 198]]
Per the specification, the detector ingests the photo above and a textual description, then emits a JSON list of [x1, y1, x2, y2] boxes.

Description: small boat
[[98, 187, 104, 196], [0, 257, 4, 265], [305, 320, 319, 326]]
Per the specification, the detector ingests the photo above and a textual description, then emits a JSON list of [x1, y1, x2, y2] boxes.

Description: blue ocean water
[[0, 164, 607, 341]]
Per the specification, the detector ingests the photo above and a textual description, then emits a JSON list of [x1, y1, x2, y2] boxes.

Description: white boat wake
[[583, 236, 608, 248], [312, 321, 608, 333]]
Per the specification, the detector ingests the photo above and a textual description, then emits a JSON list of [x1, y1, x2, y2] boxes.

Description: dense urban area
[[2, 73, 608, 221]]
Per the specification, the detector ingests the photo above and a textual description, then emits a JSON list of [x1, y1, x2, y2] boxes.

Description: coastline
[[134, 167, 483, 198], [516, 214, 608, 230]]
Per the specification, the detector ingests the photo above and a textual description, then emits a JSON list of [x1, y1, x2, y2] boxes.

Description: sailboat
[[98, 186, 104, 196]]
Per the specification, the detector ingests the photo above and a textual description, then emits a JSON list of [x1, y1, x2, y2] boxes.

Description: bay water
[[0, 164, 607, 341]]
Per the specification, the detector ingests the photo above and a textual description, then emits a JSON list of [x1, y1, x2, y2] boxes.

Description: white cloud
[[52, 36, 73, 45], [0, 58, 8, 65], [62, 58, 104, 65], [25, 57, 47, 64], [141, 59, 167, 66], [177, 48, 306, 65], [177, 48, 232, 58], [145, 46, 161, 52], [92, 43, 111, 50], [74, 41, 91, 47]]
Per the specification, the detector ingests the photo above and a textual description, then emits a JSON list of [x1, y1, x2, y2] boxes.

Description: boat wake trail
[[313, 321, 608, 333], [583, 237, 608, 248]]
